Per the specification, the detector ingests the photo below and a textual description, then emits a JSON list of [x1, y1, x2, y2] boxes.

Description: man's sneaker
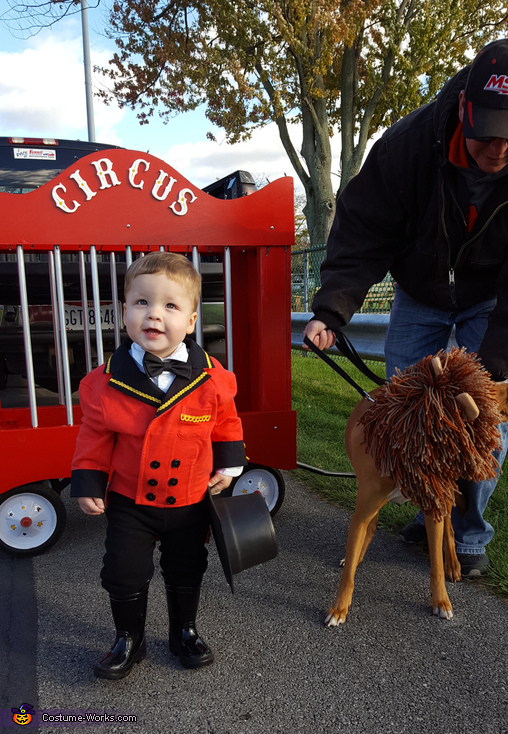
[[457, 553, 489, 578], [399, 521, 427, 544]]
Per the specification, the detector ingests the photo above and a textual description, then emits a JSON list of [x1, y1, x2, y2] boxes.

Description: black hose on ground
[[296, 461, 355, 478]]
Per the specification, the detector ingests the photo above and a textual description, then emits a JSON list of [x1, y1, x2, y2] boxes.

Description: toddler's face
[[123, 273, 197, 359]]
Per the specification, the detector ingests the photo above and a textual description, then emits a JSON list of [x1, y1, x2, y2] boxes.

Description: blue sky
[[0, 1, 327, 191]]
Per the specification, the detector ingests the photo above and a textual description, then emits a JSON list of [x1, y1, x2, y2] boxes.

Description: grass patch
[[291, 351, 508, 599]]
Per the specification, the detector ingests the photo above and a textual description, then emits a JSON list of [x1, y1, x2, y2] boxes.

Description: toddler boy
[[71, 252, 246, 679]]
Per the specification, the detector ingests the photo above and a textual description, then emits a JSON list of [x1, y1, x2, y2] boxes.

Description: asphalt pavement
[[1, 473, 508, 734]]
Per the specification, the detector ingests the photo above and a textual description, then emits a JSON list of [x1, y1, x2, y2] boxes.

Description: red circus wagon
[[0, 138, 296, 556]]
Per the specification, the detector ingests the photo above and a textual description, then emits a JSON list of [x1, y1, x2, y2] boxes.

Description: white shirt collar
[[129, 341, 189, 392]]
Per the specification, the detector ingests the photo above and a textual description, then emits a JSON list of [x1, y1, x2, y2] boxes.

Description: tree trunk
[[301, 177, 335, 246], [339, 43, 361, 196], [299, 93, 335, 246], [263, 67, 335, 246], [339, 36, 397, 196]]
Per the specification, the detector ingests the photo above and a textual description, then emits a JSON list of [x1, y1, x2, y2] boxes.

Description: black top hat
[[207, 489, 278, 591], [463, 39, 508, 139]]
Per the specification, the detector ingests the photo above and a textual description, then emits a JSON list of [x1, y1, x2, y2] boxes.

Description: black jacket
[[312, 66, 508, 380]]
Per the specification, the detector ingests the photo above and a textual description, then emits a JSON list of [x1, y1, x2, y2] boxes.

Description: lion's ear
[[455, 393, 479, 421]]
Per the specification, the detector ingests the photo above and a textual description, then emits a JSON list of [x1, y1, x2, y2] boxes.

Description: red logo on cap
[[484, 74, 508, 95]]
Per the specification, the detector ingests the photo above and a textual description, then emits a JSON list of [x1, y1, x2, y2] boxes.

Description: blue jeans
[[384, 286, 508, 555]]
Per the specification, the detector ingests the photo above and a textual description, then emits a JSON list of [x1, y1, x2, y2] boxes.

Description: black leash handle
[[303, 333, 383, 402], [333, 329, 385, 387]]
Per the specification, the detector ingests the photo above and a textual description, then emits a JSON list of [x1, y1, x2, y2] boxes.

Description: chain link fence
[[291, 245, 394, 314]]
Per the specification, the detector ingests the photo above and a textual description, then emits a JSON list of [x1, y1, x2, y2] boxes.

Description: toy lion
[[358, 347, 502, 521]]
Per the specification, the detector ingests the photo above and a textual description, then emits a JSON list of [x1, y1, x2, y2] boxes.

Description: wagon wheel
[[223, 463, 285, 517], [0, 484, 67, 557]]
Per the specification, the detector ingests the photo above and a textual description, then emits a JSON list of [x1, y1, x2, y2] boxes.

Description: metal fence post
[[303, 251, 308, 312]]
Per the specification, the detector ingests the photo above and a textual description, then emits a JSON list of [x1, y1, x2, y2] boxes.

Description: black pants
[[100, 492, 210, 596]]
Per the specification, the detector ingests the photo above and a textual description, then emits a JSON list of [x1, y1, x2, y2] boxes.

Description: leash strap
[[333, 329, 385, 387], [303, 333, 383, 402]]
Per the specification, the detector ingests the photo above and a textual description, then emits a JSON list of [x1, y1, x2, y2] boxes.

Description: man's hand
[[77, 497, 105, 516], [303, 319, 336, 350], [208, 472, 233, 495]]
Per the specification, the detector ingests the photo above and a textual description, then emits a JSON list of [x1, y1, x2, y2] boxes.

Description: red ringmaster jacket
[[70, 338, 247, 508]]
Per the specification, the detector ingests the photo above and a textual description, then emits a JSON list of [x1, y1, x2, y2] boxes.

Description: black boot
[[94, 586, 148, 680], [165, 585, 214, 669]]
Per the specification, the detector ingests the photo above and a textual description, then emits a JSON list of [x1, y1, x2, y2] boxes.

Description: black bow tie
[[143, 352, 192, 380]]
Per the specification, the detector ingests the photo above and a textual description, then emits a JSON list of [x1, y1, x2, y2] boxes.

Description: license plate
[[64, 304, 120, 331]]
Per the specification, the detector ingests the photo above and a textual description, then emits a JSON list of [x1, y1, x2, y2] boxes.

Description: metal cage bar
[[78, 250, 93, 374], [53, 246, 74, 426], [110, 252, 121, 349], [89, 246, 104, 366], [224, 246, 233, 371], [192, 246, 203, 347], [48, 250, 65, 404], [16, 246, 39, 428]]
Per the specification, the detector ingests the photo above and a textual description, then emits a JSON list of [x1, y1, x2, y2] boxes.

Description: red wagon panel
[[0, 149, 297, 506]]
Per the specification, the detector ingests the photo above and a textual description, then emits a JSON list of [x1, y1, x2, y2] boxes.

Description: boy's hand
[[208, 472, 233, 495], [77, 497, 105, 516]]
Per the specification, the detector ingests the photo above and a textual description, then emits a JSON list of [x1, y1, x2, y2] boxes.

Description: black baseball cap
[[462, 39, 508, 139]]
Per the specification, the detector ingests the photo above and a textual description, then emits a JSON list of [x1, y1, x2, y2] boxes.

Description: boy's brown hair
[[124, 252, 202, 311]]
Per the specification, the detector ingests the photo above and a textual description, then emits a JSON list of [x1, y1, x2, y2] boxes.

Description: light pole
[[80, 0, 96, 142]]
